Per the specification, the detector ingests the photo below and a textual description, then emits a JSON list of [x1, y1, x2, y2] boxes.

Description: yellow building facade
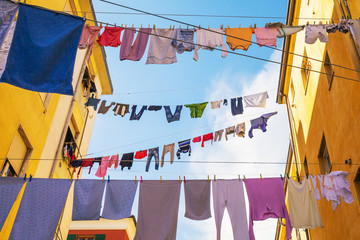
[[0, 0, 112, 239], [276, 0, 360, 239]]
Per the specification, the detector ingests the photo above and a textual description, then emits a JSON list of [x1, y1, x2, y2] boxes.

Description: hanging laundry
[[113, 103, 130, 117], [120, 152, 134, 170], [89, 81, 97, 93], [135, 150, 147, 159], [164, 105, 183, 123], [305, 24, 328, 44], [243, 91, 269, 108], [277, 25, 305, 38], [230, 97, 243, 116], [310, 175, 321, 200], [97, 26, 123, 47], [177, 139, 191, 159], [78, 24, 102, 56], [98, 100, 115, 114], [0, 4, 84, 95], [184, 102, 208, 118], [102, 180, 138, 220], [225, 126, 236, 141], [146, 147, 159, 172], [210, 100, 223, 109], [85, 97, 101, 111], [148, 105, 162, 111], [225, 28, 254, 51], [73, 179, 106, 220], [95, 156, 110, 178], [172, 29, 195, 53], [108, 154, 119, 169], [184, 180, 211, 220], [223, 99, 228, 106], [80, 158, 94, 174], [201, 132, 214, 147], [129, 105, 147, 120], [318, 175, 325, 198], [255, 27, 278, 47], [244, 178, 292, 240], [9, 178, 71, 240], [213, 180, 249, 240], [194, 28, 228, 61], [214, 129, 224, 142], [0, 0, 18, 47], [350, 20, 360, 49], [70, 158, 82, 168], [326, 20, 352, 34], [236, 122, 246, 137], [120, 28, 151, 61], [146, 29, 177, 64], [192, 136, 202, 143], [248, 111, 277, 138], [287, 178, 323, 229], [134, 180, 181, 240], [0, 17, 16, 78], [161, 143, 175, 167]]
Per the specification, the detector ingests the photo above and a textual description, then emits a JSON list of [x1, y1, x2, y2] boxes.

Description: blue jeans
[[130, 105, 147, 120], [164, 105, 182, 123], [146, 147, 159, 172]]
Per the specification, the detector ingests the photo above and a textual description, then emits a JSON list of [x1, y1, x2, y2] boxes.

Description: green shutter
[[95, 234, 106, 240], [67, 234, 76, 240]]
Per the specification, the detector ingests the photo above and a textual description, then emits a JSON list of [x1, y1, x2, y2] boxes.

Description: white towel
[[243, 91, 269, 108], [146, 29, 177, 64]]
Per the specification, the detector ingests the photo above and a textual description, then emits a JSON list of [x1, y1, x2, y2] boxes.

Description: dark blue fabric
[[85, 97, 101, 110], [0, 0, 18, 47], [0, 178, 24, 230], [9, 178, 71, 240], [0, 4, 85, 95], [129, 105, 147, 120], [231, 97, 244, 116]]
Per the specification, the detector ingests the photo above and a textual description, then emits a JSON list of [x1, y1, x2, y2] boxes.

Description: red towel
[[202, 133, 214, 147]]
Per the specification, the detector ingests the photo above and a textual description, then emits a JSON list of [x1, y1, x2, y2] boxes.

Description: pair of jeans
[[146, 147, 159, 172], [164, 105, 182, 123]]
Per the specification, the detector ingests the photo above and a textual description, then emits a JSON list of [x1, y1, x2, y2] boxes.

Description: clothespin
[[148, 24, 150, 28], [280, 174, 283, 181], [286, 173, 290, 179], [115, 23, 117, 27], [221, 24, 223, 29], [100, 22, 102, 28], [179, 176, 182, 183], [102, 176, 105, 183], [121, 24, 123, 27], [180, 25, 181, 29], [170, 24, 172, 29], [141, 24, 143, 28], [214, 175, 216, 182], [108, 175, 110, 183], [260, 174, 263, 181], [239, 24, 241, 28], [238, 174, 241, 181], [250, 24, 252, 28], [199, 25, 201, 29], [29, 174, 32, 182], [254, 23, 257, 29], [207, 175, 210, 183], [243, 175, 246, 182], [141, 176, 143, 183], [125, 24, 127, 28], [183, 176, 186, 183], [153, 24, 156, 30], [83, 12, 86, 20], [135, 176, 137, 184], [306, 21, 309, 25], [24, 173, 27, 181], [187, 25, 189, 30], [319, 21, 322, 25], [173, 25, 175, 30], [160, 176, 162, 183], [132, 24, 134, 28], [208, 25, 210, 29], [227, 25, 230, 29]]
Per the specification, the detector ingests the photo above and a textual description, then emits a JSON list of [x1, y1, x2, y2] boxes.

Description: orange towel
[[225, 28, 254, 51]]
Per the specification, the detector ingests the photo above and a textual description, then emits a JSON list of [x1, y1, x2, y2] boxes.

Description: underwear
[[161, 143, 175, 167], [120, 28, 151, 61], [108, 154, 119, 169], [236, 123, 246, 138], [192, 136, 202, 143], [113, 103, 130, 117], [85, 97, 100, 111], [70, 159, 82, 168], [210, 100, 222, 109], [98, 100, 115, 114], [231, 97, 244, 116], [164, 105, 182, 123], [184, 102, 208, 118], [225, 28, 253, 51], [248, 111, 277, 138], [277, 25, 305, 38], [176, 139, 191, 159], [225, 126, 236, 141], [146, 147, 159, 172], [129, 105, 147, 120], [135, 150, 148, 159], [81, 158, 94, 174], [120, 152, 134, 170], [96, 26, 124, 47], [305, 25, 328, 44], [255, 27, 278, 47], [148, 105, 162, 111], [172, 29, 195, 54], [201, 133, 214, 147], [214, 129, 224, 142]]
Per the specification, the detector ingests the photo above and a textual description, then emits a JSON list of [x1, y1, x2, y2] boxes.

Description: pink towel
[[108, 154, 119, 169], [95, 156, 110, 177], [78, 25, 102, 56], [255, 27, 278, 47]]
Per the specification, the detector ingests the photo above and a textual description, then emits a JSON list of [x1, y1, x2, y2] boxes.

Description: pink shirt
[[255, 27, 278, 47], [95, 156, 110, 178]]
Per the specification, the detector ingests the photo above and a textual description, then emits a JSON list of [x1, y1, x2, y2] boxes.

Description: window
[[318, 134, 331, 174], [301, 49, 311, 94], [324, 51, 334, 90], [354, 168, 360, 205]]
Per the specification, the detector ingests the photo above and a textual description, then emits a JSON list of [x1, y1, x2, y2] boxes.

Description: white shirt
[[243, 91, 269, 108]]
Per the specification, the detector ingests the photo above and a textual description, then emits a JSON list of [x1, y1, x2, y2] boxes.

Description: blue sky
[[85, 0, 290, 239]]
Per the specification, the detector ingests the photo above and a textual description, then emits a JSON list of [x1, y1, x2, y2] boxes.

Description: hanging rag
[[97, 26, 123, 47], [135, 150, 148, 159], [248, 111, 277, 138], [255, 27, 278, 47], [236, 122, 246, 137], [172, 29, 195, 53], [277, 25, 305, 38], [210, 100, 222, 109], [184, 102, 209, 118], [113, 103, 130, 117], [146, 29, 177, 64], [98, 100, 115, 114], [120, 152, 135, 170], [108, 154, 119, 169], [230, 97, 244, 116], [305, 24, 328, 44], [120, 28, 151, 61], [80, 158, 94, 174], [192, 136, 202, 143], [184, 180, 211, 220], [0, 0, 18, 47], [146, 147, 159, 172], [161, 143, 175, 167], [243, 91, 269, 108], [201, 132, 214, 147], [193, 28, 228, 61], [148, 105, 162, 111], [129, 105, 147, 121], [95, 156, 110, 178], [164, 105, 183, 123], [177, 139, 191, 159], [85, 97, 101, 111], [78, 24, 102, 56], [225, 28, 253, 51], [225, 126, 236, 141], [214, 129, 224, 142]]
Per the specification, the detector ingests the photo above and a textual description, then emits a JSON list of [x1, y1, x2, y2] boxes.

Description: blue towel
[[73, 179, 106, 220], [0, 178, 24, 230], [9, 178, 71, 240], [0, 0, 18, 47], [102, 180, 138, 220], [0, 4, 85, 95]]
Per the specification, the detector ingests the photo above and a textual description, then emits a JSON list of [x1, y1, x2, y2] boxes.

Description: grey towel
[[184, 180, 211, 220]]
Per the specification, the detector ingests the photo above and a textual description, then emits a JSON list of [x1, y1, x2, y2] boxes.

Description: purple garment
[[184, 180, 211, 220], [248, 111, 277, 138], [244, 178, 292, 240], [120, 28, 151, 61], [0, 0, 18, 47]]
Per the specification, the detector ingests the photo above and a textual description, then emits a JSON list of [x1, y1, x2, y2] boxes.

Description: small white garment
[[210, 100, 222, 109], [146, 29, 177, 64], [193, 28, 228, 61], [305, 24, 328, 44], [310, 175, 321, 200], [243, 91, 269, 108]]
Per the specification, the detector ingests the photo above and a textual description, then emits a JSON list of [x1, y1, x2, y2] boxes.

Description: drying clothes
[[102, 180, 138, 220], [9, 178, 72, 240], [96, 26, 123, 47], [80, 158, 94, 174], [211, 100, 223, 109], [255, 27, 278, 47], [85, 97, 101, 111], [236, 122, 246, 137], [120, 152, 134, 170], [213, 180, 249, 240], [305, 25, 328, 44], [245, 178, 292, 240], [288, 178, 323, 229], [164, 105, 183, 123], [70, 159, 82, 168], [277, 25, 305, 38], [146, 147, 159, 172], [95, 156, 110, 178], [130, 105, 147, 121], [135, 150, 147, 159], [225, 126, 236, 141], [192, 136, 202, 143], [265, 22, 284, 28], [350, 20, 360, 49], [98, 100, 115, 114], [161, 143, 175, 167], [113, 103, 130, 117], [89, 81, 97, 93], [184, 180, 211, 220], [172, 29, 195, 53], [223, 99, 228, 106], [134, 180, 181, 240], [231, 97, 244, 116], [0, 18, 16, 79], [243, 91, 269, 108], [184, 102, 209, 118], [202, 132, 214, 147], [93, 157, 102, 165], [108, 154, 119, 169], [326, 21, 352, 34], [73, 179, 106, 220], [193, 28, 228, 61], [248, 111, 278, 138], [214, 129, 224, 142], [310, 175, 321, 200], [78, 24, 102, 56], [120, 28, 151, 61], [225, 28, 253, 51], [0, 0, 18, 47], [177, 139, 191, 159], [146, 29, 177, 64], [148, 105, 162, 111]]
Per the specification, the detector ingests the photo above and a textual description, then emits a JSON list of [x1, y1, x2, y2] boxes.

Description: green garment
[[184, 102, 209, 118]]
